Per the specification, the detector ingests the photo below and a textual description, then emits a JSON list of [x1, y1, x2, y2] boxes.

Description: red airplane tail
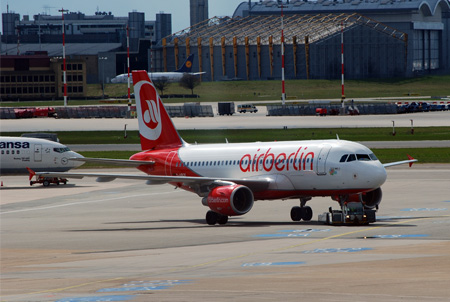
[[132, 70, 184, 150]]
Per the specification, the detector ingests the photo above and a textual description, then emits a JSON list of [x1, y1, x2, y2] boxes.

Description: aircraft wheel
[[206, 210, 219, 225], [43, 180, 50, 187], [290, 206, 302, 221], [303, 206, 313, 221], [218, 215, 229, 225]]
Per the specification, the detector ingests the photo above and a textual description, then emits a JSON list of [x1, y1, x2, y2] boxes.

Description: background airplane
[[110, 54, 205, 84], [35, 70, 417, 225], [0, 136, 84, 175]]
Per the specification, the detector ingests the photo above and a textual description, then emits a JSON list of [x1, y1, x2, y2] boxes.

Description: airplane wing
[[70, 157, 155, 167], [32, 171, 271, 192], [383, 155, 417, 168]]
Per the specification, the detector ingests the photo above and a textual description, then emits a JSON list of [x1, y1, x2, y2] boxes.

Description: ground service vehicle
[[237, 104, 258, 113], [318, 201, 376, 225], [218, 102, 235, 115]]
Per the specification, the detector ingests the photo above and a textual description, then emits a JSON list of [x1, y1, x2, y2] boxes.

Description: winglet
[[407, 154, 415, 167], [26, 167, 35, 181]]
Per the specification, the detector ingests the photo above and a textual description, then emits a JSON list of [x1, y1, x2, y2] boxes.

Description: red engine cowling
[[361, 187, 382, 209], [204, 184, 254, 216], [333, 187, 382, 209]]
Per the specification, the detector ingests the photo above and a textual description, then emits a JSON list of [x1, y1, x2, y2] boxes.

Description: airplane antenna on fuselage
[[336, 134, 340, 140]]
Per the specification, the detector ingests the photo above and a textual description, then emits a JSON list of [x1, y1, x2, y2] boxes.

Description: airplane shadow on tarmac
[[62, 217, 432, 232]]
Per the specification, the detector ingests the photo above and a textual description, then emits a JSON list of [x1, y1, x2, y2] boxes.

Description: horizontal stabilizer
[[383, 154, 418, 168]]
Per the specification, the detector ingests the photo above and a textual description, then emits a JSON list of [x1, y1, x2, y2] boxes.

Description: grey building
[[155, 0, 449, 80], [190, 0, 209, 27]]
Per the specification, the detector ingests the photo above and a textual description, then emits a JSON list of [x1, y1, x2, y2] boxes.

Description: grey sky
[[2, 0, 246, 34]]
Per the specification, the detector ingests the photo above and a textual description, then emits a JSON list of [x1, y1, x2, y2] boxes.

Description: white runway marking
[[0, 190, 182, 215]]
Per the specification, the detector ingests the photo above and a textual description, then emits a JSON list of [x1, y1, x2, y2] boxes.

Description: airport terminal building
[[157, 0, 449, 81]]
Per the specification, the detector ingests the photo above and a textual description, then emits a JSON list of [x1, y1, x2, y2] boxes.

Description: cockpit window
[[53, 147, 70, 153], [369, 153, 378, 160], [339, 154, 348, 162], [341, 153, 378, 163], [347, 154, 356, 162], [356, 154, 371, 161]]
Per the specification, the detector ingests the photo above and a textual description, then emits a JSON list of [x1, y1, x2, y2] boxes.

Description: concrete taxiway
[[1, 165, 450, 302], [1, 110, 449, 132]]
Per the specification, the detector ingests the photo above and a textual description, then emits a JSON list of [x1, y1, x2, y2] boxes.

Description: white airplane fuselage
[[131, 139, 387, 200], [0, 137, 84, 175], [111, 72, 190, 84]]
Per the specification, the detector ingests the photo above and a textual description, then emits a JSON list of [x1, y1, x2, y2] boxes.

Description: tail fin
[[175, 54, 194, 73], [132, 70, 184, 150]]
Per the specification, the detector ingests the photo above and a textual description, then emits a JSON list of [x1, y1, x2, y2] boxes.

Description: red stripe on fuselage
[[130, 148, 201, 177], [253, 188, 373, 201]]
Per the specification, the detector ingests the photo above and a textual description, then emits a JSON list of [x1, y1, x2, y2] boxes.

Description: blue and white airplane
[[0, 136, 83, 175], [111, 54, 205, 84]]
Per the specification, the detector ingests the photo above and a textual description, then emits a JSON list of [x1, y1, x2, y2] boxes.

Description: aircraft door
[[34, 144, 42, 162], [316, 144, 332, 175], [165, 151, 177, 176]]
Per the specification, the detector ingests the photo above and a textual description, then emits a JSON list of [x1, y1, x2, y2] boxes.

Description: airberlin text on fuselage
[[240, 147, 314, 173]]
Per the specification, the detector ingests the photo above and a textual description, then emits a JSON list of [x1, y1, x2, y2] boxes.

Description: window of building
[[78, 64, 82, 70]]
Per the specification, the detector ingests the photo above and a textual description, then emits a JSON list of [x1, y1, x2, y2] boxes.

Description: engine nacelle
[[361, 187, 382, 209], [202, 184, 254, 216], [332, 187, 382, 209]]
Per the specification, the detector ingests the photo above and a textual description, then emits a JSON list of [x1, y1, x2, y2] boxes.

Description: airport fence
[[266, 104, 398, 116], [0, 104, 214, 119]]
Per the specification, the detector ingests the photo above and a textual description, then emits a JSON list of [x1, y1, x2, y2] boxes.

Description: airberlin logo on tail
[[134, 80, 162, 141]]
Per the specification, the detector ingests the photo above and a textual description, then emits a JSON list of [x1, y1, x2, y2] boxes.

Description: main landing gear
[[290, 197, 313, 222], [206, 210, 229, 225]]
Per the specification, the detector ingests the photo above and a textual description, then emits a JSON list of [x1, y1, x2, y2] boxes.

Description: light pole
[[59, 8, 69, 106], [99, 56, 107, 99]]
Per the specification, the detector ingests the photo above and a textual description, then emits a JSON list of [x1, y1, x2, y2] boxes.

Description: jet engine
[[202, 184, 254, 216], [361, 187, 382, 209], [332, 187, 382, 209]]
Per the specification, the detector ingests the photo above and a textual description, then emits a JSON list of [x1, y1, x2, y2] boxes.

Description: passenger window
[[347, 154, 356, 162], [340, 154, 348, 162]]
